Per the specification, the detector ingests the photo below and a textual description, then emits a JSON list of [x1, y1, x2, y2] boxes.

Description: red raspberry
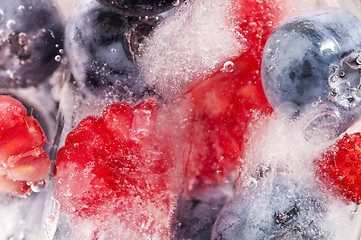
[[183, 0, 287, 186], [0, 95, 51, 196], [54, 99, 177, 238], [316, 133, 361, 204]]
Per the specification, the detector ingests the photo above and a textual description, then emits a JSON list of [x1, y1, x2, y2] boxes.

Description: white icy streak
[[139, 0, 243, 99]]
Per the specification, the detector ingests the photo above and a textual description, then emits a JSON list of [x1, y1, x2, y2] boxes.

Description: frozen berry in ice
[[65, 0, 162, 99], [96, 0, 183, 17], [183, 0, 284, 186], [262, 8, 361, 140], [173, 184, 233, 240], [0, 95, 51, 196], [212, 169, 330, 239], [0, 0, 63, 88], [54, 99, 177, 238], [316, 132, 361, 204]]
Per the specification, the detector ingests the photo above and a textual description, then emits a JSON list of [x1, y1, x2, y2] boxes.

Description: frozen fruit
[[0, 95, 51, 196], [184, 0, 284, 186], [173, 183, 233, 240], [212, 169, 329, 240], [96, 0, 183, 17], [54, 99, 177, 238], [0, 0, 63, 88], [316, 132, 361, 204], [261, 8, 361, 140], [65, 0, 162, 98]]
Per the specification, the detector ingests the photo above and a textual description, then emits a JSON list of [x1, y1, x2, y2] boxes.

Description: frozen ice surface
[[212, 114, 361, 240], [0, 181, 54, 240], [138, 0, 243, 99]]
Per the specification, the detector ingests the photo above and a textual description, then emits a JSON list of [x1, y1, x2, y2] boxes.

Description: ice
[[0, 183, 55, 240], [138, 0, 243, 99]]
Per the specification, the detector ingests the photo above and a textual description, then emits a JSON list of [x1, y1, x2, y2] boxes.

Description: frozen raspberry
[[316, 133, 361, 204], [0, 95, 51, 196], [54, 99, 178, 238], [184, 0, 285, 186]]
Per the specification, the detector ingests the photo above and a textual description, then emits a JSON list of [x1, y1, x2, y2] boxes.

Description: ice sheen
[[138, 0, 243, 99]]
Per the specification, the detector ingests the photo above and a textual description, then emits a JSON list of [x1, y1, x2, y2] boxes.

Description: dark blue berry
[[65, 0, 162, 99], [261, 8, 361, 140], [0, 0, 63, 88], [173, 184, 233, 240], [96, 0, 182, 17], [211, 169, 330, 239]]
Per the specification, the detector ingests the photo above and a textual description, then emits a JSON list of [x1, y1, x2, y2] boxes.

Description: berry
[[0, 0, 63, 88], [65, 0, 162, 98], [212, 170, 328, 239], [316, 132, 361, 204], [54, 99, 177, 238], [261, 8, 361, 140], [0, 95, 51, 196], [183, 0, 284, 186], [96, 0, 183, 17], [173, 184, 233, 240]]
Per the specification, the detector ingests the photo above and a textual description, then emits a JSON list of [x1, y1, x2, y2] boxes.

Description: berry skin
[[316, 132, 361, 204], [54, 99, 177, 238], [0, 0, 63, 88], [65, 0, 161, 98], [0, 95, 51, 196], [96, 0, 183, 17], [262, 8, 361, 136]]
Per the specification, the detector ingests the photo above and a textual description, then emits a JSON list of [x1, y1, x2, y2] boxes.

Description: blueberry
[[65, 0, 162, 99], [173, 184, 233, 240], [0, 0, 63, 88], [211, 168, 330, 240], [95, 0, 183, 17], [261, 8, 361, 141]]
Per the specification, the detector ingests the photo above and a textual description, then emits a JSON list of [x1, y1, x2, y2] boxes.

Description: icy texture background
[[2, 0, 361, 240]]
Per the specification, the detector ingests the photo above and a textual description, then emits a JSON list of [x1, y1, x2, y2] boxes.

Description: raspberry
[[316, 133, 361, 204], [0, 95, 50, 196], [54, 99, 177, 238]]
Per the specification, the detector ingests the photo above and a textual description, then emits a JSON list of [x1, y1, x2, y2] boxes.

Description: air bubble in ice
[[172, 0, 180, 6], [111, 48, 116, 53], [18, 5, 25, 13], [39, 28, 47, 37], [222, 61, 235, 73], [31, 180, 46, 193], [6, 20, 16, 30], [18, 32, 27, 46], [266, 48, 273, 57], [244, 177, 257, 191], [311, 96, 322, 107], [55, 55, 62, 62]]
